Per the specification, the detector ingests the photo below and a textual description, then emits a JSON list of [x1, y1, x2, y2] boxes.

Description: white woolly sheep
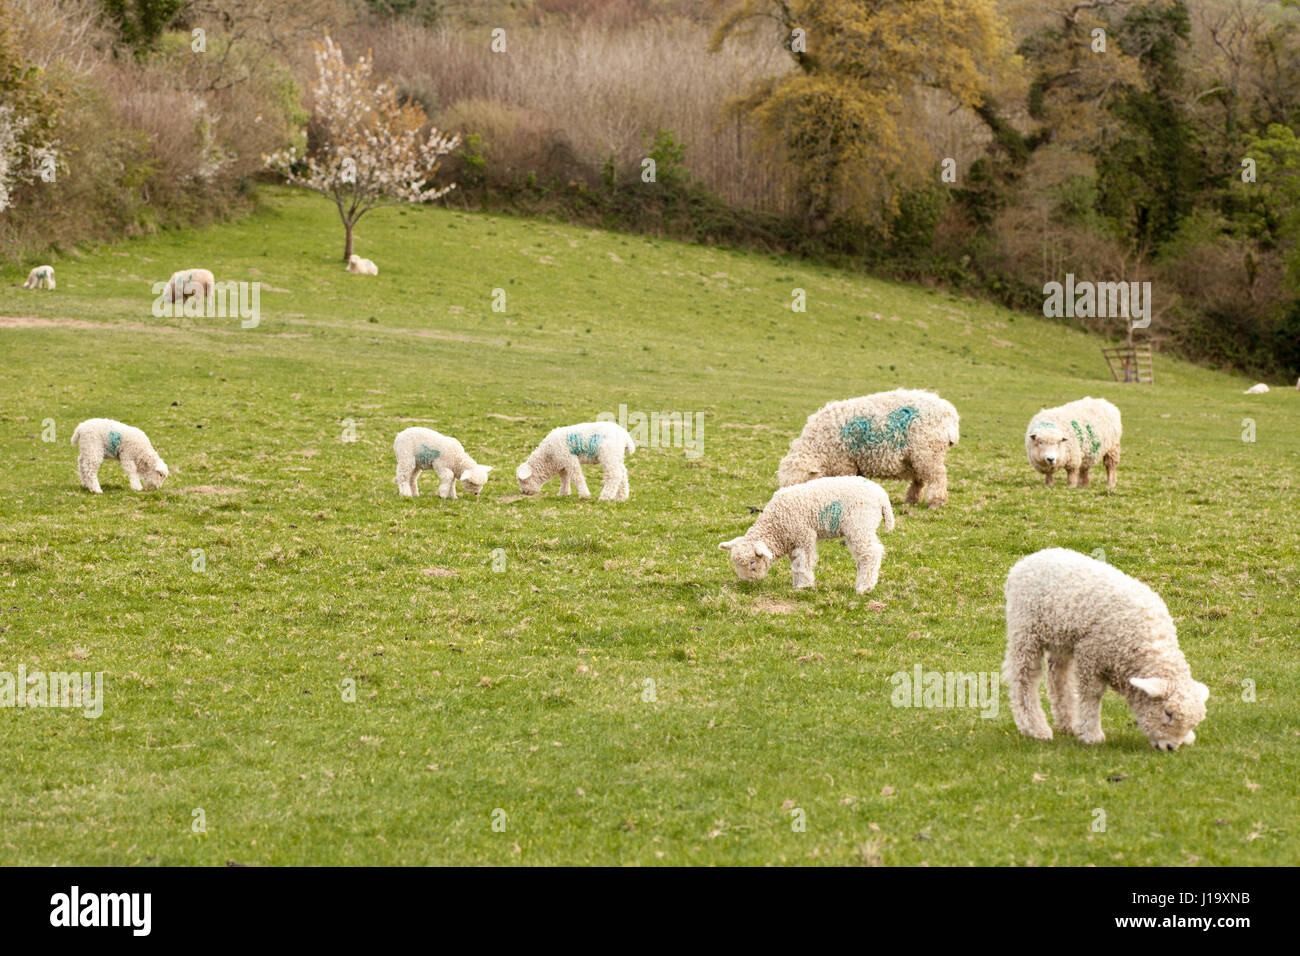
[[1025, 396, 1121, 489], [720, 476, 894, 594], [346, 255, 378, 275], [777, 389, 960, 507], [516, 421, 635, 501], [1003, 548, 1209, 751], [393, 427, 492, 499], [23, 265, 55, 290], [1243, 383, 1269, 394], [162, 268, 215, 307], [71, 418, 169, 494]]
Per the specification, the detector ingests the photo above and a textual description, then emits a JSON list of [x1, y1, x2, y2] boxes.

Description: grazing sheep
[[1003, 548, 1209, 751], [719, 476, 894, 594], [162, 268, 215, 307], [516, 421, 635, 501], [1243, 383, 1269, 394], [777, 389, 960, 507], [23, 265, 55, 290], [70, 419, 169, 494], [1025, 397, 1121, 490], [393, 427, 492, 499], [346, 255, 378, 275]]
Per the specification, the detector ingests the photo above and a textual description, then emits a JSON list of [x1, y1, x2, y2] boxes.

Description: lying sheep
[[23, 265, 55, 290], [346, 255, 378, 275], [393, 427, 492, 499], [1243, 383, 1269, 394], [720, 476, 894, 594], [1003, 548, 1208, 751], [1025, 396, 1121, 489], [71, 418, 169, 494], [162, 268, 215, 307], [777, 389, 959, 507], [516, 421, 635, 501]]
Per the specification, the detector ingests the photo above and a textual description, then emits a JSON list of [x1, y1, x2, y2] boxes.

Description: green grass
[[1, 188, 1297, 865]]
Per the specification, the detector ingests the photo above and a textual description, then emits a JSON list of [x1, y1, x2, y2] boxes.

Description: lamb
[[23, 265, 55, 290], [161, 268, 215, 307], [719, 476, 894, 594], [777, 389, 960, 507], [515, 421, 635, 501], [1025, 396, 1121, 489], [393, 427, 492, 499], [1003, 548, 1209, 751], [70, 419, 169, 494], [346, 255, 378, 275], [1243, 383, 1269, 394]]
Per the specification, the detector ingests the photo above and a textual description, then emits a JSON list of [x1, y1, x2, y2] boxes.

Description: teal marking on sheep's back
[[39, 268, 51, 279], [1028, 422, 1059, 437], [818, 501, 843, 535], [416, 444, 440, 468], [567, 433, 602, 458], [106, 431, 122, 457], [1070, 420, 1101, 458], [841, 406, 918, 452]]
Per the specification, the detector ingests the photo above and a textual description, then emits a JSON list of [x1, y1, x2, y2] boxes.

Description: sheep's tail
[[70, 423, 82, 446], [880, 495, 895, 532]]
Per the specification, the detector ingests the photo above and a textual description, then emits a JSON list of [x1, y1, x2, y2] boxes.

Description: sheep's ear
[[755, 541, 774, 560], [458, 470, 471, 482], [1130, 676, 1169, 698], [482, 465, 494, 473], [515, 463, 531, 480], [718, 538, 741, 551], [1193, 681, 1210, 704], [158, 461, 169, 476]]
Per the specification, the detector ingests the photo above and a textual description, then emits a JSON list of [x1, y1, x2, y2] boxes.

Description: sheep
[[1243, 383, 1269, 394], [161, 268, 215, 307], [777, 389, 960, 507], [1025, 396, 1121, 490], [393, 427, 492, 499], [515, 421, 635, 501], [1003, 548, 1209, 751], [719, 476, 894, 594], [70, 419, 169, 494], [346, 255, 378, 275], [23, 265, 55, 290]]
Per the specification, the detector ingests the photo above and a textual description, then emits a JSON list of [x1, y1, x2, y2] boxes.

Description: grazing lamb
[[719, 476, 894, 594], [162, 268, 215, 307], [71, 419, 169, 494], [1025, 397, 1121, 489], [1243, 383, 1269, 394], [1003, 548, 1208, 751], [777, 389, 960, 507], [393, 427, 492, 499], [23, 265, 55, 290], [516, 421, 635, 501], [346, 255, 378, 275]]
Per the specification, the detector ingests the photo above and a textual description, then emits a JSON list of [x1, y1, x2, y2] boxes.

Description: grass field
[[1, 187, 1297, 866]]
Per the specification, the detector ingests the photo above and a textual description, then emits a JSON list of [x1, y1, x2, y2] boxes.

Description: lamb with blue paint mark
[[777, 389, 960, 507], [720, 476, 894, 594], [393, 427, 492, 498], [23, 265, 55, 290], [71, 419, 169, 494], [1025, 397, 1121, 489], [516, 421, 635, 501]]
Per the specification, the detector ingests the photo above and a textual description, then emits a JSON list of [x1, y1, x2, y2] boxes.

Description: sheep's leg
[[617, 473, 630, 502], [1065, 468, 1079, 488], [121, 457, 144, 492], [559, 472, 571, 496], [789, 532, 818, 589], [846, 529, 885, 594], [396, 463, 416, 497], [1077, 465, 1091, 488], [904, 480, 924, 504], [1045, 651, 1078, 736], [1103, 446, 1120, 490], [1073, 677, 1106, 744], [1003, 639, 1052, 740], [911, 456, 948, 507], [436, 468, 457, 499], [78, 449, 104, 494], [1044, 471, 1055, 486], [571, 465, 591, 499], [598, 463, 625, 501]]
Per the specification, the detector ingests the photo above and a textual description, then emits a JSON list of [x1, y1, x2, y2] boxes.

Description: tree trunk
[[343, 220, 354, 262]]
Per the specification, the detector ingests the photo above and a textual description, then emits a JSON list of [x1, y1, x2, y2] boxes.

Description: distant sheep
[[720, 476, 894, 594], [346, 255, 378, 275], [1025, 397, 1121, 489], [777, 389, 959, 507], [1003, 548, 1208, 750], [162, 268, 215, 307], [516, 421, 635, 501], [23, 265, 55, 290], [393, 427, 492, 499], [1243, 383, 1269, 394], [71, 419, 169, 494]]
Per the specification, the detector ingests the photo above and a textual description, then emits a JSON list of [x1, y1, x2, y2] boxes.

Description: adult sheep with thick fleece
[[71, 419, 169, 494], [1025, 396, 1121, 489], [777, 389, 959, 507], [393, 427, 492, 499], [516, 421, 635, 501], [346, 255, 378, 275], [1003, 548, 1208, 751], [23, 265, 55, 289], [720, 476, 894, 594], [161, 268, 215, 307]]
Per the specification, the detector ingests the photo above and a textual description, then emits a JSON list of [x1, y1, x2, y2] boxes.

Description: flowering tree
[[265, 36, 459, 261]]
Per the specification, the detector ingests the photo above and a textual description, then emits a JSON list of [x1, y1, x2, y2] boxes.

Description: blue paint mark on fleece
[[416, 444, 441, 469], [1070, 420, 1101, 457], [106, 430, 122, 458], [567, 432, 602, 458], [818, 501, 842, 535], [841, 406, 918, 452]]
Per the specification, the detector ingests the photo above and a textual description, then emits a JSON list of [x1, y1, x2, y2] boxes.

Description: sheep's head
[[515, 461, 543, 495], [460, 464, 493, 496], [1129, 675, 1209, 751], [719, 537, 774, 581], [141, 457, 169, 490], [1026, 424, 1069, 472], [777, 451, 822, 488]]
